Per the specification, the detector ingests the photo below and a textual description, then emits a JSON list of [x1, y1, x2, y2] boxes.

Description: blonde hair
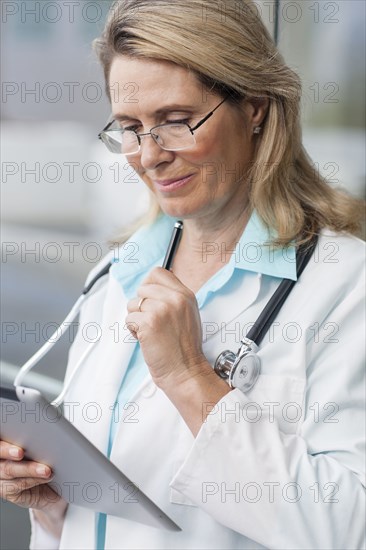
[[94, 0, 364, 246]]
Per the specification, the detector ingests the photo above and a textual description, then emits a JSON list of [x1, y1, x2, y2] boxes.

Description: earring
[[253, 126, 262, 134]]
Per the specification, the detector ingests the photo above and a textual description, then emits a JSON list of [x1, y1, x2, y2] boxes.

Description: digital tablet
[[0, 385, 180, 532]]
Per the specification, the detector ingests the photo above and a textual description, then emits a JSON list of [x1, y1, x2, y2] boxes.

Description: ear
[[244, 96, 269, 130]]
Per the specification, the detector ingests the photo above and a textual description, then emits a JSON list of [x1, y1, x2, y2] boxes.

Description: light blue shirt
[[96, 211, 296, 548]]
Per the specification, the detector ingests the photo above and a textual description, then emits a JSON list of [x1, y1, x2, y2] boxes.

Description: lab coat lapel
[[79, 275, 138, 453]]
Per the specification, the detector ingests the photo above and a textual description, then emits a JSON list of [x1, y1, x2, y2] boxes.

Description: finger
[[125, 312, 145, 337], [2, 480, 60, 509], [0, 441, 24, 461], [127, 296, 145, 314], [140, 283, 192, 301], [127, 286, 180, 314], [125, 319, 139, 339], [141, 266, 187, 291], [1, 475, 54, 498], [1, 459, 52, 480], [127, 277, 197, 314]]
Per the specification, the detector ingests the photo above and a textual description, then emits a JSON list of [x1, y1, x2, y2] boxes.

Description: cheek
[[175, 137, 228, 172], [187, 133, 249, 180]]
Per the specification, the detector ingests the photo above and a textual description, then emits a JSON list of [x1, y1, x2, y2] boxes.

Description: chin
[[157, 199, 202, 220]]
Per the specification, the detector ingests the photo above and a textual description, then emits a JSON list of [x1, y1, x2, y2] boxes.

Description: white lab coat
[[30, 229, 365, 550]]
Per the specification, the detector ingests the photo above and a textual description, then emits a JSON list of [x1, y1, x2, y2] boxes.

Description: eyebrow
[[113, 104, 197, 121]]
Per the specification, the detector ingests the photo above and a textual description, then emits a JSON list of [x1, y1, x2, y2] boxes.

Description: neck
[[181, 208, 250, 258], [179, 193, 250, 257], [170, 204, 251, 292]]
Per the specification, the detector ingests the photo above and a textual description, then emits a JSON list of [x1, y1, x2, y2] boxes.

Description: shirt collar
[[111, 211, 297, 298], [111, 214, 176, 299], [229, 210, 297, 280]]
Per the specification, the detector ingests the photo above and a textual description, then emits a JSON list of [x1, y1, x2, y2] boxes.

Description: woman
[[1, 1, 365, 548]]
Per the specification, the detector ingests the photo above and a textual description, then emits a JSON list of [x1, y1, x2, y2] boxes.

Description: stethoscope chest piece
[[229, 352, 261, 393], [214, 338, 261, 393]]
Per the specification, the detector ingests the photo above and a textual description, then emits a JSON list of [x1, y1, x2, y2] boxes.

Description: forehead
[[108, 55, 203, 111]]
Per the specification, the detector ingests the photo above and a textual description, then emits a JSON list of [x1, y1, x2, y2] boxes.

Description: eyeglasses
[[98, 96, 228, 155]]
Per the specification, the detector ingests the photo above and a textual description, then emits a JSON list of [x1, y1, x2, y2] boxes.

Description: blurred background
[[1, 1, 365, 547]]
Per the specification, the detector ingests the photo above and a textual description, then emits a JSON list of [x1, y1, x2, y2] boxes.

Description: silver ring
[[138, 297, 146, 312]]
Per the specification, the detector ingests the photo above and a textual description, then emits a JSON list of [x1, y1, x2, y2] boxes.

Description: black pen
[[162, 221, 183, 270]]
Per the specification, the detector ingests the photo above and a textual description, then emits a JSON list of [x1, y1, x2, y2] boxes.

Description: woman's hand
[[126, 267, 231, 435], [126, 267, 210, 389], [0, 440, 67, 537]]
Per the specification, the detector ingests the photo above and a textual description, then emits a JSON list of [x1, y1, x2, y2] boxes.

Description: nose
[[139, 134, 175, 170]]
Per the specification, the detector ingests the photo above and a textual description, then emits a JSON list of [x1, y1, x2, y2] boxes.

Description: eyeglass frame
[[97, 95, 228, 155]]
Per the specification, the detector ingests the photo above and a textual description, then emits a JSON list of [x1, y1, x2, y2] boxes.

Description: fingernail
[[36, 465, 50, 476], [9, 447, 20, 458]]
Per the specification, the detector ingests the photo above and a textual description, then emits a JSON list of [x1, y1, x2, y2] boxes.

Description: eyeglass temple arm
[[189, 96, 228, 133], [98, 95, 229, 139], [98, 119, 116, 139]]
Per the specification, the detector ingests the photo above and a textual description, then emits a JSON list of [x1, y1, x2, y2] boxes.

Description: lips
[[151, 174, 195, 192]]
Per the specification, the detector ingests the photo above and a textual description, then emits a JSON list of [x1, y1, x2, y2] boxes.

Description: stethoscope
[[13, 221, 318, 402]]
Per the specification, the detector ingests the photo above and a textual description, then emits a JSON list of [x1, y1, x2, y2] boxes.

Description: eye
[[121, 124, 140, 133], [165, 118, 190, 125]]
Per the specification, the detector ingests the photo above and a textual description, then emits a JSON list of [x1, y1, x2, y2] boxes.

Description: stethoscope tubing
[[13, 294, 86, 388], [247, 237, 318, 347], [13, 265, 113, 391]]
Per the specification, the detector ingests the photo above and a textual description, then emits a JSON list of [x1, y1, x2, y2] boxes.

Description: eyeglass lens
[[102, 124, 196, 155]]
